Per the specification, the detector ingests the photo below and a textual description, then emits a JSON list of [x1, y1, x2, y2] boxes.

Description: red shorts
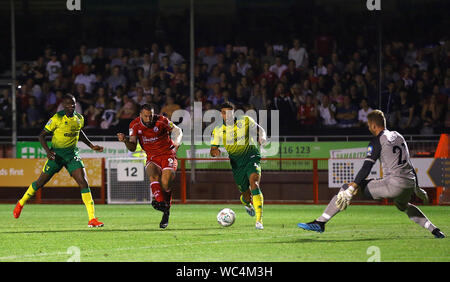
[[146, 154, 178, 171]]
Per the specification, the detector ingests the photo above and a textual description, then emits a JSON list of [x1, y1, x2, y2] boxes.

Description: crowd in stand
[[0, 35, 449, 135]]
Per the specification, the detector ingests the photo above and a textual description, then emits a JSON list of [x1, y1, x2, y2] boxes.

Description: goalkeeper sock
[[251, 188, 263, 223], [150, 182, 164, 202], [317, 187, 345, 223], [19, 182, 38, 206], [405, 203, 436, 232], [81, 188, 95, 221]]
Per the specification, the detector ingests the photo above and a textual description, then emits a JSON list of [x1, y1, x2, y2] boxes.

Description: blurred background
[[0, 0, 448, 204]]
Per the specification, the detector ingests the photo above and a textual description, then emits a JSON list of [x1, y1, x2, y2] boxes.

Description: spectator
[[248, 84, 266, 112], [297, 94, 318, 129], [91, 46, 110, 75], [74, 83, 93, 111], [84, 104, 102, 129], [420, 94, 444, 134], [18, 63, 34, 85], [282, 60, 302, 88], [79, 44, 93, 65], [288, 38, 308, 68], [202, 46, 219, 73], [71, 55, 86, 78], [116, 95, 138, 131], [100, 100, 118, 129], [336, 95, 358, 128], [223, 44, 237, 66], [269, 56, 288, 79], [318, 94, 337, 127], [128, 49, 143, 71], [107, 66, 127, 92], [227, 63, 242, 90], [234, 84, 249, 107], [258, 61, 278, 87], [151, 43, 164, 64], [236, 53, 252, 76], [32, 56, 46, 85], [261, 44, 276, 66], [358, 98, 373, 127], [330, 52, 345, 74], [74, 65, 96, 93], [395, 89, 420, 133], [46, 51, 62, 82], [110, 48, 125, 68], [312, 57, 327, 77], [160, 96, 181, 120], [132, 87, 146, 106], [22, 96, 44, 128], [42, 82, 57, 114], [273, 83, 296, 133], [207, 83, 224, 107], [164, 44, 184, 66]]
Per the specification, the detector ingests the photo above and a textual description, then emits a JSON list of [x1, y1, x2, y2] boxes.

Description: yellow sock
[[19, 183, 37, 206], [81, 188, 95, 221], [251, 189, 264, 223]]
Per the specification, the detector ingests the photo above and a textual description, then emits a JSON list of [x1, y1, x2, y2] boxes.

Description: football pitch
[[0, 204, 448, 262]]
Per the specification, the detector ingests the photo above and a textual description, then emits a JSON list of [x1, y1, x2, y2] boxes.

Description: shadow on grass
[[0, 227, 223, 234]]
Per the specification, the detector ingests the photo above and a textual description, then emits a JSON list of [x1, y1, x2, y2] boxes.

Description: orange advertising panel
[[0, 159, 102, 187]]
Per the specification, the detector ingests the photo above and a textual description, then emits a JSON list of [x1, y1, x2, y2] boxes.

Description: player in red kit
[[117, 104, 183, 228]]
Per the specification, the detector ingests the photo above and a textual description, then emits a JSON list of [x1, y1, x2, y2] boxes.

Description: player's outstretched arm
[[117, 133, 137, 152], [80, 130, 104, 152]]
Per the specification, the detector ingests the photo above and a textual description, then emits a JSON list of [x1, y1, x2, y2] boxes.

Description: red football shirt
[[129, 115, 175, 158]]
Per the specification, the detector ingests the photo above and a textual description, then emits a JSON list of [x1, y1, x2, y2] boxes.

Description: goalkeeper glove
[[336, 185, 357, 211]]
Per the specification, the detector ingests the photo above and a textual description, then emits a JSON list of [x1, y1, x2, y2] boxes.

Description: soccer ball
[[217, 208, 236, 227]]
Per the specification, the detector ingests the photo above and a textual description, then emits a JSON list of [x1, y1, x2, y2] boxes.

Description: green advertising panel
[[17, 141, 368, 171]]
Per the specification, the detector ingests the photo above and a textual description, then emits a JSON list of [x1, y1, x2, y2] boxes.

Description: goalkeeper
[[210, 102, 267, 230], [297, 110, 445, 239], [13, 94, 104, 227]]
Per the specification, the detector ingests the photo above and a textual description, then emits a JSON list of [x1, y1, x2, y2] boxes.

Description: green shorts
[[231, 155, 261, 193], [42, 147, 84, 176]]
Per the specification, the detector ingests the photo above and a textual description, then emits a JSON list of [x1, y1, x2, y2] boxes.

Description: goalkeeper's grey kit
[[355, 129, 417, 208], [311, 129, 444, 238]]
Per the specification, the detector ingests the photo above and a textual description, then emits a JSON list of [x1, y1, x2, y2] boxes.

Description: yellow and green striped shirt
[[210, 115, 260, 164], [44, 110, 84, 149]]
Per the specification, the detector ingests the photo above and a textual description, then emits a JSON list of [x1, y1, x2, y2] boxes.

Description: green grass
[[0, 204, 448, 262]]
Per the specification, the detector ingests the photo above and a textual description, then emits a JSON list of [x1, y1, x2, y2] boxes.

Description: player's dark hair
[[63, 93, 76, 101], [220, 102, 235, 110], [367, 110, 386, 128], [141, 103, 155, 112]]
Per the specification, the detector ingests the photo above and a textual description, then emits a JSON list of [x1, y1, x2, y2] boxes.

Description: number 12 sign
[[117, 162, 144, 182]]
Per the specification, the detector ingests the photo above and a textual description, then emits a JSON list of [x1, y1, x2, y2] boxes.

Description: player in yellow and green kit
[[13, 94, 105, 227], [210, 102, 268, 230]]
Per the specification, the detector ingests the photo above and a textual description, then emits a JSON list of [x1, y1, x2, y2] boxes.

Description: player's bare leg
[[240, 190, 255, 217], [14, 172, 52, 218], [71, 167, 103, 227], [249, 173, 264, 229]]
